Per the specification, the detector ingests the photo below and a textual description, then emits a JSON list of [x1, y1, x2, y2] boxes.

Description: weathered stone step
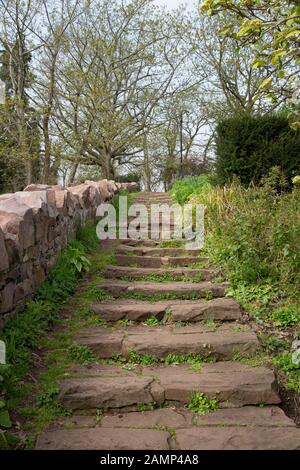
[[100, 406, 296, 429], [57, 362, 280, 412], [116, 254, 209, 268], [116, 244, 199, 257], [36, 428, 169, 450], [175, 427, 300, 450], [91, 298, 240, 322], [36, 406, 299, 449], [118, 239, 161, 246], [99, 279, 228, 298], [103, 265, 215, 281], [75, 323, 259, 360]]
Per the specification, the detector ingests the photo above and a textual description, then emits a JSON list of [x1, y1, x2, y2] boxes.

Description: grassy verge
[[171, 171, 300, 418]]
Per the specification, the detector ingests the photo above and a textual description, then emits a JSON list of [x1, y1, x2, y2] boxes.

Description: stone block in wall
[[0, 282, 15, 314], [0, 227, 9, 273], [0, 206, 35, 254], [24, 184, 64, 192], [4, 233, 20, 266], [68, 183, 92, 209], [108, 180, 118, 196], [95, 180, 111, 201]]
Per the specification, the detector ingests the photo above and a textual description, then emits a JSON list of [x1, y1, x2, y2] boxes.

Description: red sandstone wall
[[0, 179, 137, 329]]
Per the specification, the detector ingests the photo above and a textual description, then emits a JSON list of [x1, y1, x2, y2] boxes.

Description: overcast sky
[[154, 0, 196, 10]]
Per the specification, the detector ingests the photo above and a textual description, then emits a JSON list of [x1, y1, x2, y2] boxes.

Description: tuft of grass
[[68, 344, 98, 364], [128, 351, 158, 366], [124, 291, 210, 302], [158, 240, 183, 248], [143, 316, 161, 326], [203, 320, 219, 331], [137, 402, 157, 412], [188, 392, 218, 414], [271, 304, 300, 328], [260, 335, 289, 353]]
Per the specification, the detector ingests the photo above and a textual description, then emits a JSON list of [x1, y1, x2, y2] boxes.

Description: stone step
[[175, 427, 300, 450], [36, 406, 299, 449], [118, 239, 161, 246], [99, 279, 228, 298], [115, 254, 209, 268], [103, 265, 215, 281], [90, 298, 241, 322], [57, 362, 280, 412], [75, 323, 259, 360], [116, 244, 199, 257], [36, 428, 169, 450]]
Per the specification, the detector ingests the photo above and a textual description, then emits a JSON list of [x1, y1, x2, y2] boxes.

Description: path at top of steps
[[36, 192, 299, 450]]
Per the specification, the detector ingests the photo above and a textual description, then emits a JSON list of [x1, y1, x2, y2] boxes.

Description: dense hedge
[[216, 114, 300, 185]]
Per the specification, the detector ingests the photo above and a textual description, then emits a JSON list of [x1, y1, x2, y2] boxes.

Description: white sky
[[154, 0, 196, 9]]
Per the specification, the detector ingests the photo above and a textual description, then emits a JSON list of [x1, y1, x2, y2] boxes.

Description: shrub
[[216, 114, 300, 185], [170, 174, 217, 205]]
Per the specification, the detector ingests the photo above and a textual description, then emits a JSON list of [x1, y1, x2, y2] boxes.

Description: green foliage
[[216, 115, 300, 186], [260, 335, 289, 353], [143, 316, 161, 327], [271, 305, 300, 328], [274, 352, 300, 394], [111, 190, 136, 222], [158, 240, 183, 248], [0, 364, 11, 430], [188, 392, 218, 414], [128, 351, 158, 366], [68, 344, 98, 364], [201, 1, 300, 128], [137, 402, 157, 412], [36, 386, 70, 418], [186, 176, 300, 299], [163, 354, 215, 366], [125, 291, 208, 301], [170, 174, 217, 205]]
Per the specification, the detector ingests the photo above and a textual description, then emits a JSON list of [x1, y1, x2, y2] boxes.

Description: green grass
[[170, 175, 217, 205], [107, 352, 216, 368], [157, 240, 184, 248], [143, 316, 161, 326], [203, 320, 219, 331], [124, 291, 213, 302], [187, 392, 218, 414], [68, 344, 98, 365], [273, 352, 300, 394]]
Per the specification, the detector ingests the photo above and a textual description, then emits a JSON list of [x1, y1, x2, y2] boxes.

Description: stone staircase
[[36, 192, 300, 450]]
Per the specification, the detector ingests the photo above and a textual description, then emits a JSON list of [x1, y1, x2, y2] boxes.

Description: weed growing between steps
[[119, 272, 205, 283], [188, 392, 219, 414], [171, 170, 300, 418], [0, 223, 115, 448], [124, 290, 214, 302], [103, 352, 217, 368]]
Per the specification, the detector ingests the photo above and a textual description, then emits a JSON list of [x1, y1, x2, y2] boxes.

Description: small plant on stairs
[[188, 392, 218, 414]]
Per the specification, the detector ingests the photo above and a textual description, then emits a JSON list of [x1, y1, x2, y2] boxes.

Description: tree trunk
[[69, 163, 78, 184], [42, 114, 51, 183], [143, 133, 151, 191], [102, 150, 114, 179]]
